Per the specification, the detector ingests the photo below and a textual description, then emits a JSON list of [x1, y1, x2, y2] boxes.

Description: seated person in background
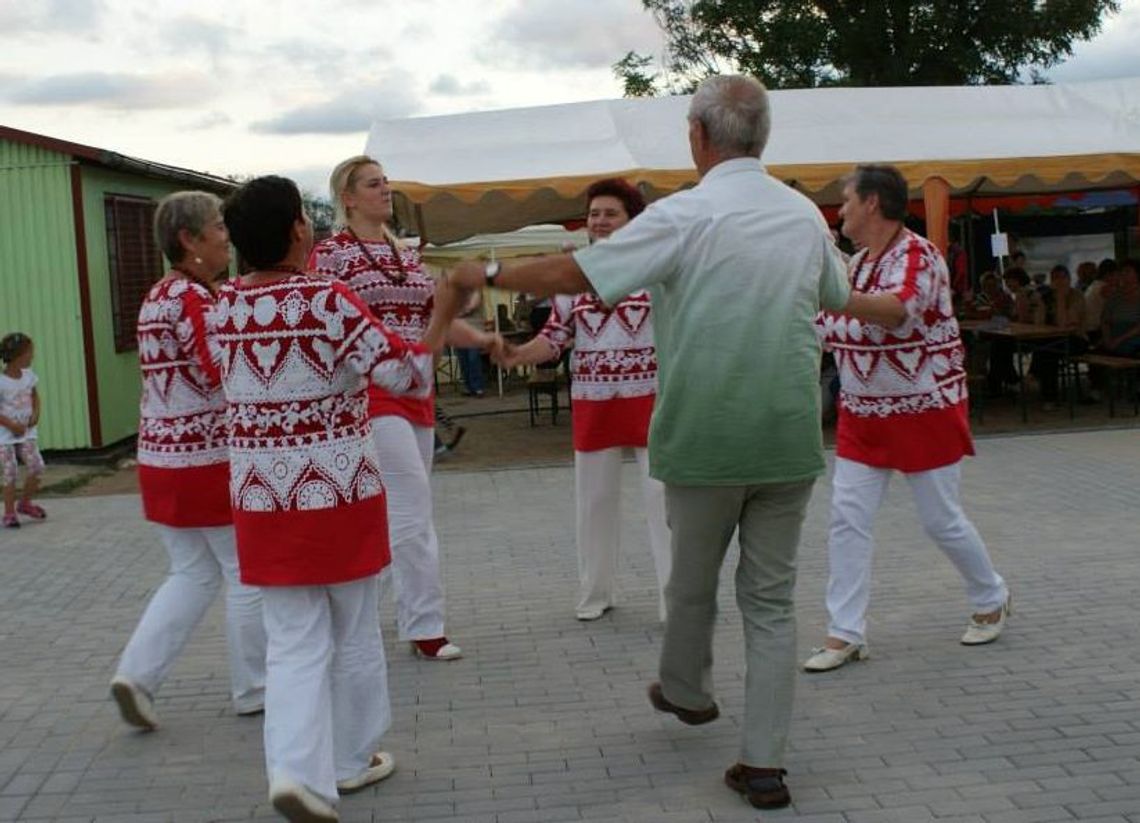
[[1079, 260, 1106, 345], [1076, 260, 1098, 291], [1099, 258, 1140, 358], [1029, 265, 1088, 410], [969, 271, 1013, 318], [984, 268, 1035, 396], [974, 273, 1016, 395], [1003, 267, 1038, 323]]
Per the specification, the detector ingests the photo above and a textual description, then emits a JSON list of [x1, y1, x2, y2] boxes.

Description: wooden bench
[[1072, 354, 1140, 417], [527, 369, 563, 427]]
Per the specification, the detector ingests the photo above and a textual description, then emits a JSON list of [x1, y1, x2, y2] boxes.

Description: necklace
[[239, 265, 306, 286], [856, 226, 907, 290], [347, 226, 407, 283]]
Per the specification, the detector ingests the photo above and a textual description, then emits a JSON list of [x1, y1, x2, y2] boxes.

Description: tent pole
[[491, 248, 504, 399], [993, 209, 1005, 275], [922, 176, 950, 255]]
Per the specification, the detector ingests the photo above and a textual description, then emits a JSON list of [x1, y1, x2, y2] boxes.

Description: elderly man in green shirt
[[450, 74, 900, 810]]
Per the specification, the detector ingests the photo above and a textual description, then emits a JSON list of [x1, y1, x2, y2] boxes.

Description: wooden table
[[958, 320, 1075, 421]]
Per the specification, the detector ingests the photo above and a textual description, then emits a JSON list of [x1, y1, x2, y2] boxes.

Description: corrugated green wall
[[0, 138, 92, 449], [79, 167, 189, 447]]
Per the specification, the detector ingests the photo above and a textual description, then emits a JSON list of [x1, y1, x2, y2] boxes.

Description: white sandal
[[336, 751, 396, 794]]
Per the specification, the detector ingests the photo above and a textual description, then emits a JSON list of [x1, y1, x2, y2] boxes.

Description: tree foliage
[[303, 192, 335, 234], [615, 0, 1121, 93]]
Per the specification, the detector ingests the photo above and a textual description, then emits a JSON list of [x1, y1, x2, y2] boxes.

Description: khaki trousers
[[659, 479, 815, 766]]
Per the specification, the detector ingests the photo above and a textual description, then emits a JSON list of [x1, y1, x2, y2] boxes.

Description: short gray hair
[[688, 75, 771, 158], [154, 191, 223, 264]]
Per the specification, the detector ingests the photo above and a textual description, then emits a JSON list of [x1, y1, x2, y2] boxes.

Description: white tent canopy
[[367, 78, 1140, 244]]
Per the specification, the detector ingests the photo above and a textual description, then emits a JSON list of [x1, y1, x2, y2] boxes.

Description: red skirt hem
[[837, 401, 975, 473], [572, 395, 653, 452], [139, 462, 232, 527], [234, 494, 391, 586], [367, 386, 434, 428]]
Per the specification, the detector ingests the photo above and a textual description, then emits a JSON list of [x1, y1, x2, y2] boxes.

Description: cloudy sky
[[2, 0, 1137, 196]]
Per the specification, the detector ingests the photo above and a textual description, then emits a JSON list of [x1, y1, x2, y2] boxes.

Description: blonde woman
[[309, 156, 497, 660]]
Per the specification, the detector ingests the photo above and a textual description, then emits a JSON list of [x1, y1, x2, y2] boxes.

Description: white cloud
[[3, 71, 218, 109], [429, 73, 491, 96], [158, 16, 237, 58], [485, 0, 663, 70], [0, 0, 103, 34], [252, 75, 422, 135], [188, 111, 232, 130], [1044, 2, 1140, 82]]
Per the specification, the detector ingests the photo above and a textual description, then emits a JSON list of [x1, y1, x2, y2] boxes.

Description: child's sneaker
[[16, 501, 46, 520], [2, 514, 19, 529]]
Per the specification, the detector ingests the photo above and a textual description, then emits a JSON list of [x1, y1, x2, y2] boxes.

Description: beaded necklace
[[347, 226, 407, 284]]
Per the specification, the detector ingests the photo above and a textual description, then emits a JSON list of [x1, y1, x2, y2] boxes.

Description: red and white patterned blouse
[[308, 231, 435, 427], [538, 291, 657, 452], [214, 274, 433, 586], [818, 230, 974, 472], [136, 276, 230, 528]]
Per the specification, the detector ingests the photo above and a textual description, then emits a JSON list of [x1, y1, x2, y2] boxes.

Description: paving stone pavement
[[1, 429, 1138, 823]]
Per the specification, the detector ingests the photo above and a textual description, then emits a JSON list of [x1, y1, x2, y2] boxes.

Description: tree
[[613, 51, 662, 96], [615, 0, 1121, 93], [302, 192, 335, 236]]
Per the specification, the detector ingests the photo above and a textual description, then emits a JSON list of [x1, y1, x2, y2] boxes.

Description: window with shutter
[[105, 195, 162, 352]]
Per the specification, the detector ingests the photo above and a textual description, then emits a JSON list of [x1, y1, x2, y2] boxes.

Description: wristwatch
[[484, 261, 501, 286]]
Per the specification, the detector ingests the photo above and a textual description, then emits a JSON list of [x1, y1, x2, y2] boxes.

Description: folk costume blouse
[[818, 230, 974, 472], [309, 231, 435, 427], [537, 291, 657, 452], [214, 274, 433, 586], [135, 276, 230, 528]]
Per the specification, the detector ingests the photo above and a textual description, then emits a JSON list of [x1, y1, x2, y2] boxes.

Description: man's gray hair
[[154, 191, 223, 265], [688, 75, 771, 159]]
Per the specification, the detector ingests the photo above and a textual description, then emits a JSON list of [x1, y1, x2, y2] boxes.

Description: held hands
[[4, 421, 27, 437], [490, 340, 521, 368], [480, 333, 523, 369], [480, 332, 507, 361]]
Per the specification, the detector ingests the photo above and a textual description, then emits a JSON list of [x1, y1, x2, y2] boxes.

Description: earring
[[194, 256, 203, 265]]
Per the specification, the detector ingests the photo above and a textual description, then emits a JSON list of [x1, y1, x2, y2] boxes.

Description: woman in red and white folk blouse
[[218, 176, 468, 820], [806, 165, 1009, 674], [309, 156, 500, 661], [497, 178, 670, 622], [111, 191, 266, 732]]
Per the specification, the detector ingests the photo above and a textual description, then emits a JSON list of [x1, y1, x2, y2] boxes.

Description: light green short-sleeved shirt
[[574, 158, 850, 486]]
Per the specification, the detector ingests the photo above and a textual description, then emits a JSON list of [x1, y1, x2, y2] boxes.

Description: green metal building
[[0, 126, 234, 451]]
